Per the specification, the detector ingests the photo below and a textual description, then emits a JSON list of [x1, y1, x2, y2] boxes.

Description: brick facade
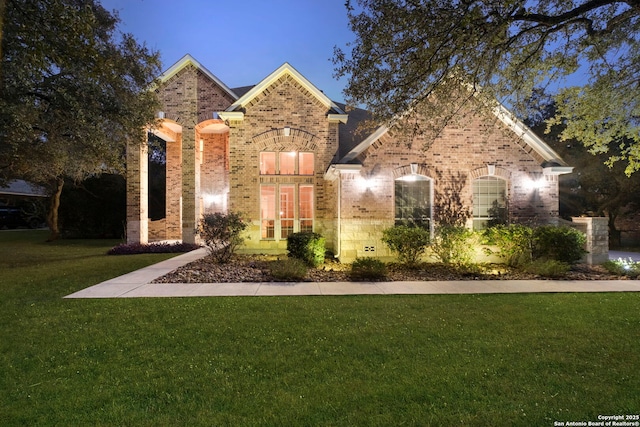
[[333, 106, 563, 261], [127, 54, 570, 263]]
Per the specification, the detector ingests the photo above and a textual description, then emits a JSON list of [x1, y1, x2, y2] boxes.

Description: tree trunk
[[46, 177, 64, 241]]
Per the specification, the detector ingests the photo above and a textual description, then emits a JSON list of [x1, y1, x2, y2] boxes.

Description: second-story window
[[260, 151, 314, 175]]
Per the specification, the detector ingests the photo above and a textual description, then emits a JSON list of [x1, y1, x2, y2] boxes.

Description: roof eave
[[225, 62, 345, 115], [158, 54, 238, 101]]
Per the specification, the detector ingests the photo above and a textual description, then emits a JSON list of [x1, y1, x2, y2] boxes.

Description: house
[[126, 54, 573, 262]]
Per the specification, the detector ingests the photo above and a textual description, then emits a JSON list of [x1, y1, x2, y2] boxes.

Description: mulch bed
[[152, 254, 627, 283]]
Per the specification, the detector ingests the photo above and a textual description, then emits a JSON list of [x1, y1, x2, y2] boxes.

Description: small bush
[[269, 258, 308, 281], [350, 257, 387, 281], [108, 242, 201, 255], [532, 225, 587, 264], [483, 224, 534, 267], [523, 259, 570, 278], [196, 211, 247, 263], [602, 257, 640, 278], [431, 225, 477, 266], [287, 232, 326, 267], [382, 225, 431, 267]]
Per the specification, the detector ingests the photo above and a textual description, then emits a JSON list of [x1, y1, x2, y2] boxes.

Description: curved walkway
[[65, 248, 640, 299]]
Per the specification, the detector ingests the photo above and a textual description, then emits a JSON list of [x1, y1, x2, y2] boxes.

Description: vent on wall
[[363, 246, 376, 252]]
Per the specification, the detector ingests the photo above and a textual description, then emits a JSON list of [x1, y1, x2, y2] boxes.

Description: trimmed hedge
[[287, 232, 326, 267], [108, 242, 201, 255]]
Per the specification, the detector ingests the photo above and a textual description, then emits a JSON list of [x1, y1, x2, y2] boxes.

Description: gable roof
[[0, 180, 47, 197], [337, 99, 569, 169], [224, 63, 346, 119], [159, 54, 239, 101]]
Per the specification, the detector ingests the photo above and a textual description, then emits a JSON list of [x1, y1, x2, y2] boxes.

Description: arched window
[[395, 175, 432, 229], [472, 176, 507, 230]]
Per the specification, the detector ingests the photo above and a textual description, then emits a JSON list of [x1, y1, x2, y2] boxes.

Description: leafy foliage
[[287, 232, 326, 267], [483, 224, 534, 268], [532, 225, 587, 264], [430, 225, 477, 266], [602, 257, 640, 278], [196, 212, 247, 263], [382, 225, 430, 267], [485, 223, 587, 267], [269, 258, 308, 281], [350, 257, 388, 281], [528, 99, 640, 246], [0, 0, 162, 238], [107, 242, 201, 255], [523, 259, 571, 278], [334, 0, 640, 174]]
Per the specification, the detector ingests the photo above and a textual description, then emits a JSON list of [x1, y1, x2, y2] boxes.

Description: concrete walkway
[[65, 248, 640, 299]]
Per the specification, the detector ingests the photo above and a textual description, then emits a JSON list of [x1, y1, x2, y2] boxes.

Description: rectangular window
[[394, 176, 431, 229], [260, 186, 276, 239], [280, 185, 295, 238], [279, 152, 296, 175], [260, 184, 314, 239], [260, 152, 276, 175], [259, 151, 315, 175], [299, 152, 315, 175], [473, 176, 507, 230], [299, 185, 314, 233]]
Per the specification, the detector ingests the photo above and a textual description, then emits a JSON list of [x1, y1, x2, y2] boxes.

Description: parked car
[[0, 204, 45, 229]]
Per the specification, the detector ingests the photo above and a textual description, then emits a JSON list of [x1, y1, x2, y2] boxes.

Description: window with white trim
[[260, 151, 314, 175], [394, 175, 432, 229], [472, 176, 507, 230], [259, 151, 315, 240], [260, 184, 314, 239]]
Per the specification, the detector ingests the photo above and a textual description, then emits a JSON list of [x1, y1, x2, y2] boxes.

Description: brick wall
[[227, 74, 339, 253], [336, 103, 561, 262], [146, 65, 234, 242]]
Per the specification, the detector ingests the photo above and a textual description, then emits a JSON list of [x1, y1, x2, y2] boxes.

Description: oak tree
[[334, 0, 640, 175], [0, 0, 161, 239]]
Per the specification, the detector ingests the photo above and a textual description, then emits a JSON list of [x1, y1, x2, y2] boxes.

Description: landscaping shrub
[[431, 225, 477, 266], [196, 211, 247, 263], [108, 242, 201, 255], [602, 258, 640, 278], [269, 258, 308, 280], [483, 224, 534, 267], [523, 259, 570, 278], [532, 225, 587, 264], [350, 257, 387, 281], [287, 232, 326, 267], [382, 225, 431, 267]]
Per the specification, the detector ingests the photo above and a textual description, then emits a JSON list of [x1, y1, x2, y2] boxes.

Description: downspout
[[335, 172, 341, 259]]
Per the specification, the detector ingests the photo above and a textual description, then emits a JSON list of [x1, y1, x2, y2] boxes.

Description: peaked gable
[[159, 54, 238, 101], [223, 63, 347, 123], [338, 98, 569, 173]]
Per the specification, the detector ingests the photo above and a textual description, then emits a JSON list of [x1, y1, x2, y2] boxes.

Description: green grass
[[1, 231, 639, 426]]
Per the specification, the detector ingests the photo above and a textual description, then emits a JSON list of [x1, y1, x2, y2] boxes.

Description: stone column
[[182, 124, 198, 244], [181, 69, 199, 244], [165, 134, 182, 240], [572, 217, 609, 265], [126, 135, 149, 244]]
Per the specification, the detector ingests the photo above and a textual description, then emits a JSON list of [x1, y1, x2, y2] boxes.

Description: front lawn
[[1, 231, 639, 426]]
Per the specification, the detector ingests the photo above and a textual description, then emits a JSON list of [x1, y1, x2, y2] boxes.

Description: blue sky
[[99, 0, 355, 102]]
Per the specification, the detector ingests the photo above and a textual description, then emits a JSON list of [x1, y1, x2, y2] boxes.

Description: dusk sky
[[99, 0, 355, 102]]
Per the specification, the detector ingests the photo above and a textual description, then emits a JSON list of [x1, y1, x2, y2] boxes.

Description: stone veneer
[[571, 217, 609, 264], [334, 103, 561, 263], [225, 74, 339, 253], [128, 57, 569, 264]]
